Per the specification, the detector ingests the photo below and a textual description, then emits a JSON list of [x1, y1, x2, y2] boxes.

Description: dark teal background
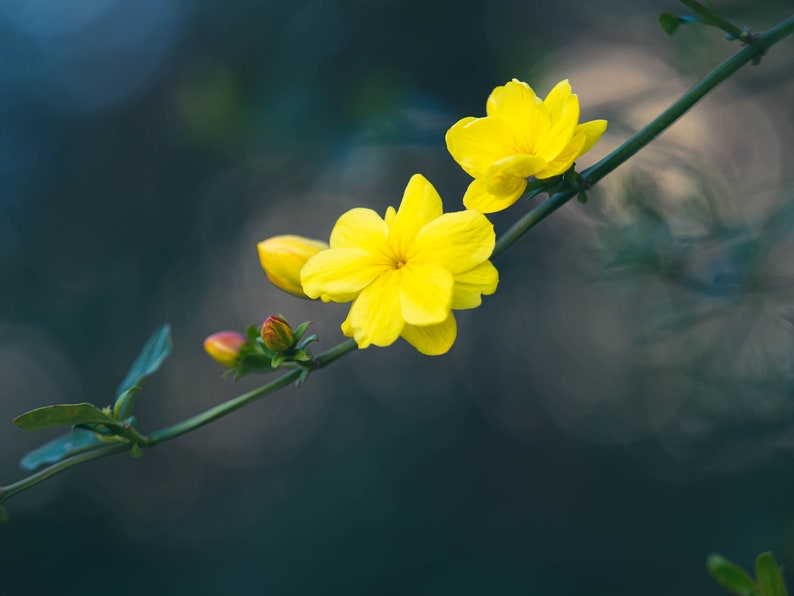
[[1, 0, 794, 593]]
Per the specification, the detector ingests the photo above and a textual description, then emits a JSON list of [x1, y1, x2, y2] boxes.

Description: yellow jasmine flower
[[446, 79, 608, 213], [300, 174, 498, 355], [257, 235, 329, 298]]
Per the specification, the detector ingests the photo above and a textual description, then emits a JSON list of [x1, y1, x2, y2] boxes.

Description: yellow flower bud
[[203, 331, 246, 367], [261, 316, 295, 353], [257, 235, 329, 298]]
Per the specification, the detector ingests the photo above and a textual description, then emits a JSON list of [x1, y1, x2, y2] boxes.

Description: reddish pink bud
[[203, 331, 246, 367], [261, 316, 295, 353]]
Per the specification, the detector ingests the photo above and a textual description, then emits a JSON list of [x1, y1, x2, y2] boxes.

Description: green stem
[[146, 339, 357, 445], [310, 338, 357, 368], [492, 14, 794, 261], [678, 0, 745, 39], [1, 442, 130, 504], [0, 339, 358, 504], [146, 369, 301, 445]]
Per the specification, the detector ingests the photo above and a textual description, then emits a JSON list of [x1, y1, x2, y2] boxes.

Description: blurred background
[[1, 0, 793, 593]]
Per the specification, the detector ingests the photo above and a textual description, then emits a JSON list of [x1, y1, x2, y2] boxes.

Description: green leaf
[[113, 324, 172, 420], [14, 403, 124, 432], [20, 427, 109, 471], [129, 444, 144, 459], [0, 505, 8, 523], [708, 554, 758, 596], [112, 387, 141, 420], [659, 12, 680, 35], [756, 552, 788, 596]]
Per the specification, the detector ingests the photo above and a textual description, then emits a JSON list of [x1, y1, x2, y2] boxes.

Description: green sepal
[[14, 403, 125, 432], [659, 12, 680, 35], [19, 427, 111, 471], [0, 505, 8, 523], [236, 351, 277, 375], [129, 444, 145, 459], [245, 323, 261, 343], [756, 552, 788, 596], [293, 321, 312, 343], [708, 554, 757, 596], [114, 325, 172, 420], [577, 190, 589, 204], [290, 348, 312, 362], [297, 334, 318, 351], [271, 353, 286, 368]]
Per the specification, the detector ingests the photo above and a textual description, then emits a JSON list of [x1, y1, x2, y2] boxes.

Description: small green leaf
[[0, 505, 8, 523], [112, 387, 141, 420], [245, 323, 261, 343], [14, 403, 124, 432], [708, 554, 758, 596], [756, 552, 788, 596], [297, 333, 319, 350], [114, 324, 172, 420], [659, 12, 680, 35], [293, 321, 312, 343], [20, 427, 109, 471], [129, 444, 144, 459]]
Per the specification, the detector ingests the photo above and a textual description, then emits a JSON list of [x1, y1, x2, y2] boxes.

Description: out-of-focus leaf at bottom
[[20, 428, 109, 472]]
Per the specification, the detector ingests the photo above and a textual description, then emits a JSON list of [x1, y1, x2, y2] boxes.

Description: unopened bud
[[261, 316, 295, 353], [257, 235, 328, 298], [203, 331, 246, 367]]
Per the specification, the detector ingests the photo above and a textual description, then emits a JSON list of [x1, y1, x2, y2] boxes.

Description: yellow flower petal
[[486, 79, 549, 152], [445, 116, 516, 178], [486, 79, 537, 117], [300, 248, 386, 302], [542, 79, 572, 121], [389, 174, 443, 258], [484, 154, 547, 192], [411, 209, 494, 274], [534, 132, 586, 179], [462, 178, 527, 214], [400, 313, 457, 356], [536, 94, 579, 161], [345, 270, 404, 348], [575, 119, 609, 156], [329, 207, 389, 254], [451, 261, 499, 310], [399, 262, 454, 325]]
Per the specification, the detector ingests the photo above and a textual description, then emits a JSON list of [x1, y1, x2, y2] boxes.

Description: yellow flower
[[446, 78, 608, 213], [300, 174, 498, 355], [257, 235, 329, 298]]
